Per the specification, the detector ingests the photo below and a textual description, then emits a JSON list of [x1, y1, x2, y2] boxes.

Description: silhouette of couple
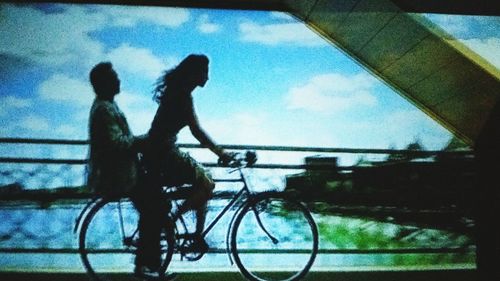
[[87, 54, 234, 280]]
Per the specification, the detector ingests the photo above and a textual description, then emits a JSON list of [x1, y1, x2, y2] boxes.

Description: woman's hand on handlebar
[[218, 150, 257, 167], [218, 151, 238, 167]]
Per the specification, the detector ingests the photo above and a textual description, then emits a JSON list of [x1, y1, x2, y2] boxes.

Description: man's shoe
[[194, 238, 209, 253], [179, 235, 209, 253], [134, 266, 177, 280], [134, 265, 160, 279], [161, 272, 178, 281]]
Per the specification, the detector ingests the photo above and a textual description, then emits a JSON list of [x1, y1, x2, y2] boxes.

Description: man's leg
[[130, 179, 165, 270]]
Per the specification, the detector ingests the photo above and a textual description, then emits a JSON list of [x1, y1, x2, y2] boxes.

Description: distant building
[[285, 145, 475, 211]]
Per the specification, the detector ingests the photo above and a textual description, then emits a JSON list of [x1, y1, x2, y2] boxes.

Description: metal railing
[[0, 138, 476, 257], [0, 137, 472, 165]]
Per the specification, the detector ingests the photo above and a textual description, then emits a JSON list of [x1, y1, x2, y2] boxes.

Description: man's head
[[89, 62, 120, 99]]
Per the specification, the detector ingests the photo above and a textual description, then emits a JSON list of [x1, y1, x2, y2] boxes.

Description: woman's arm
[[188, 111, 226, 158]]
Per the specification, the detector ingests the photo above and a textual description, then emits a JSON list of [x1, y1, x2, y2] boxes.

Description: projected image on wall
[[2, 1, 497, 278]]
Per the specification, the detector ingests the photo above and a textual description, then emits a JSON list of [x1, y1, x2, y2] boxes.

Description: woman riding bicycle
[[136, 54, 234, 278]]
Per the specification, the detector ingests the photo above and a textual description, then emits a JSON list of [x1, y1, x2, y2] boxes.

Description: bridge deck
[[0, 268, 477, 281]]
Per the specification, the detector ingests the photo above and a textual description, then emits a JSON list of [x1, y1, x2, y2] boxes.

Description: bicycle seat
[[163, 185, 195, 200]]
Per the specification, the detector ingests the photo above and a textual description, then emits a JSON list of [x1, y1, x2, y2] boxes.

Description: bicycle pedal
[[179, 239, 208, 253], [180, 251, 205, 262], [124, 237, 139, 247]]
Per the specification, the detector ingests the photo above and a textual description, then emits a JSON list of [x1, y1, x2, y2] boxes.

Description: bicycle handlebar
[[218, 150, 257, 168]]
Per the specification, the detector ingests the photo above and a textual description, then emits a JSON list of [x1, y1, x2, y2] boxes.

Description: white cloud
[[102, 5, 189, 28], [197, 112, 337, 155], [460, 37, 500, 69], [0, 96, 32, 117], [199, 112, 279, 146], [114, 90, 157, 135], [364, 110, 450, 150], [197, 14, 221, 34], [116, 90, 153, 109], [39, 74, 94, 107], [0, 4, 189, 69], [0, 4, 105, 68], [107, 44, 169, 79], [423, 14, 470, 38], [422, 14, 500, 69], [270, 12, 295, 21], [1, 96, 32, 109], [317, 106, 451, 152], [286, 73, 377, 113], [239, 21, 327, 47], [229, 113, 277, 145], [55, 124, 83, 139], [20, 115, 50, 132], [424, 14, 499, 40]]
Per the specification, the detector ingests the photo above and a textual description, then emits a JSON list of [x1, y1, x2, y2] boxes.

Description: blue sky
[[0, 3, 498, 164]]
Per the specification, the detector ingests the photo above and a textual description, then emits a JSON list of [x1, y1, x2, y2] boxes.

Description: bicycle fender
[[73, 197, 101, 234]]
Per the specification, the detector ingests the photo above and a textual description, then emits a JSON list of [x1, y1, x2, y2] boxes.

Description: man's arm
[[93, 103, 135, 153]]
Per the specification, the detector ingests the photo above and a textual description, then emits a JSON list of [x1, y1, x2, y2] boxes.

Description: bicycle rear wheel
[[79, 198, 174, 281], [231, 192, 318, 281]]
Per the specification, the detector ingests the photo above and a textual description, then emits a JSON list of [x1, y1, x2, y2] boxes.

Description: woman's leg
[[193, 173, 215, 235], [167, 149, 215, 235], [172, 171, 214, 234]]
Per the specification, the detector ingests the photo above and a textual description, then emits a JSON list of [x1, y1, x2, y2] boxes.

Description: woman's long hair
[[153, 54, 209, 103]]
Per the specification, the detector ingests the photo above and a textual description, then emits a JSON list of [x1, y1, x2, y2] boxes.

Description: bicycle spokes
[[252, 205, 279, 245], [231, 194, 318, 281], [79, 199, 175, 281]]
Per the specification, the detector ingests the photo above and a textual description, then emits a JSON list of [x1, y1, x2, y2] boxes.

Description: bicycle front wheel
[[79, 198, 174, 281], [231, 192, 318, 281]]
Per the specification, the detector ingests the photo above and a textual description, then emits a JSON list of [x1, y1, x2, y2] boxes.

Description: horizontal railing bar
[[0, 138, 473, 155], [0, 190, 241, 201], [205, 163, 351, 170], [319, 248, 474, 254], [0, 193, 93, 201], [212, 178, 242, 182], [0, 248, 82, 254], [0, 157, 86, 164], [233, 147, 469, 156], [0, 138, 88, 145], [209, 248, 474, 254], [1, 157, 470, 171], [0, 247, 473, 254], [0, 157, 348, 170], [185, 144, 464, 155]]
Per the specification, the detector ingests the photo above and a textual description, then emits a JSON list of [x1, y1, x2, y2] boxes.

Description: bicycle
[[75, 151, 318, 281]]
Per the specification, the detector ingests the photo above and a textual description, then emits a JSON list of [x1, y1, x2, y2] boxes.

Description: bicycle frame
[[76, 162, 318, 281], [169, 165, 256, 264], [74, 158, 269, 264]]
